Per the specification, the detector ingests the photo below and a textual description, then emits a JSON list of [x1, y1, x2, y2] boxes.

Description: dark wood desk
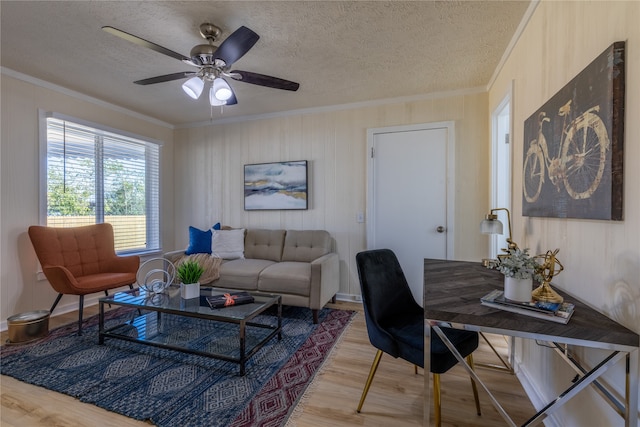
[[424, 259, 639, 427]]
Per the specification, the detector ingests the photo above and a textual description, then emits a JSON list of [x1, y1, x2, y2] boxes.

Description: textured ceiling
[[0, 1, 530, 126]]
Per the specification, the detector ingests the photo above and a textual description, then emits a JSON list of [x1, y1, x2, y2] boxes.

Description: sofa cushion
[[218, 258, 275, 289], [185, 226, 212, 255], [281, 230, 331, 262], [258, 262, 311, 297], [212, 229, 245, 259], [244, 229, 285, 262]]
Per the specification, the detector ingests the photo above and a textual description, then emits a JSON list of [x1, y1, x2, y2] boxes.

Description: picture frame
[[522, 41, 625, 220], [244, 160, 309, 210]]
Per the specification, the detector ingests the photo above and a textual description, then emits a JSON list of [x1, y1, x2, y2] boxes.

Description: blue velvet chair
[[355, 249, 481, 426]]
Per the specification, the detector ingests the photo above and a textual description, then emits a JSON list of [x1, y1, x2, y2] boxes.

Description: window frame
[[38, 110, 163, 256]]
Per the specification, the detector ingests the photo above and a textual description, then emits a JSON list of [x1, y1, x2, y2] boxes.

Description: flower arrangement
[[176, 260, 204, 284], [492, 248, 542, 281]]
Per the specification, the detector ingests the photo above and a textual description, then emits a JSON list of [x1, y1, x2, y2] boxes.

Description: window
[[42, 112, 161, 254]]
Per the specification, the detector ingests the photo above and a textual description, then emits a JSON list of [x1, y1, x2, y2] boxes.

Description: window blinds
[[46, 117, 160, 254]]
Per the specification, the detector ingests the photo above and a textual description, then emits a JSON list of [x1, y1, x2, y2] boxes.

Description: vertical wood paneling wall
[[489, 2, 640, 425], [174, 93, 490, 297]]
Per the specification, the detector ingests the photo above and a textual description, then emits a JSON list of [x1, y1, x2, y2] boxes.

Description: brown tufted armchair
[[28, 223, 140, 335]]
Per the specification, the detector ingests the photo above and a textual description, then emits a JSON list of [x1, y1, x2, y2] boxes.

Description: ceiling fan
[[102, 23, 300, 106]]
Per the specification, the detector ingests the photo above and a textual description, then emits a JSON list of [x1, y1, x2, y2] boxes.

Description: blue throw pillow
[[213, 222, 221, 230], [185, 226, 213, 255]]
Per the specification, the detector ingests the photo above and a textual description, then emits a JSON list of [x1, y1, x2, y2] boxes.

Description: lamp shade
[[182, 77, 204, 99], [209, 87, 226, 106], [480, 217, 503, 235], [212, 78, 233, 101]]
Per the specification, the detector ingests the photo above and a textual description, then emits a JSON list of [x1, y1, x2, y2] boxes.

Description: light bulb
[[213, 78, 233, 101], [209, 87, 226, 106]]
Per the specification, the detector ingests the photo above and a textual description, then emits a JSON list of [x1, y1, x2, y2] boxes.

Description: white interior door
[[491, 92, 512, 258], [367, 123, 454, 305]]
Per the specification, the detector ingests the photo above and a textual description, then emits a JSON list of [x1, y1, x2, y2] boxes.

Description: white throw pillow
[[211, 229, 245, 260]]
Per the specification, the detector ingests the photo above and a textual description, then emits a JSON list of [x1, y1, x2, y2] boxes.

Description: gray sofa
[[165, 229, 339, 323]]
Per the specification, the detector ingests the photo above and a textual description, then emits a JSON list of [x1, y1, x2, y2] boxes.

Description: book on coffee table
[[206, 291, 255, 309], [480, 289, 575, 324]]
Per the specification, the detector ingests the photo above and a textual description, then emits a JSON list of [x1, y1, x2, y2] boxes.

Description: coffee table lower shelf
[[98, 291, 282, 376]]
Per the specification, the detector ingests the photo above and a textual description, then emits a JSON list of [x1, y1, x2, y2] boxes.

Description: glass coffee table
[[98, 286, 282, 375]]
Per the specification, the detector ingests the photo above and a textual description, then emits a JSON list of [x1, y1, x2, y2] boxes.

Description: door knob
[[436, 226, 446, 233]]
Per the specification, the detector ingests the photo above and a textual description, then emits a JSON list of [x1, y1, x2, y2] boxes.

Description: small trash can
[[6, 310, 50, 344]]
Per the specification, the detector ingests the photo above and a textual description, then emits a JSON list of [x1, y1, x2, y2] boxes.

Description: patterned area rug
[[1, 305, 354, 426]]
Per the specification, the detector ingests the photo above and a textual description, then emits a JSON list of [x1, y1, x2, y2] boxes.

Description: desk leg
[[523, 350, 626, 426], [424, 320, 431, 426], [432, 325, 517, 427], [626, 349, 639, 427]]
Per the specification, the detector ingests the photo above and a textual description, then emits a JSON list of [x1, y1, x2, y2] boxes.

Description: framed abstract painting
[[244, 160, 308, 210]]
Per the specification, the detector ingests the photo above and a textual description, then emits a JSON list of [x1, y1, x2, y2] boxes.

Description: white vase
[[180, 282, 200, 299], [503, 277, 532, 302]]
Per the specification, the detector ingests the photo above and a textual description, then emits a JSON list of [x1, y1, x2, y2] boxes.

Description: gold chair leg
[[466, 354, 482, 416], [357, 349, 383, 413], [433, 373, 442, 427]]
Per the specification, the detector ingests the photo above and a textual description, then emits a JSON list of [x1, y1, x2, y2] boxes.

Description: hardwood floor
[[1, 301, 535, 426]]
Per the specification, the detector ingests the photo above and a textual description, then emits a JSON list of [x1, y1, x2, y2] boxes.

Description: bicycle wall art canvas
[[522, 41, 625, 220], [244, 160, 308, 210]]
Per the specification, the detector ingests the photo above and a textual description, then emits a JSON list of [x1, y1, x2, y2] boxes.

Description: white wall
[[0, 74, 175, 327], [173, 92, 491, 298], [489, 1, 640, 425]]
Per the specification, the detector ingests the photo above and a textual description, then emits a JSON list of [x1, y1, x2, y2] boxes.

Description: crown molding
[[1, 67, 174, 130], [176, 85, 488, 129]]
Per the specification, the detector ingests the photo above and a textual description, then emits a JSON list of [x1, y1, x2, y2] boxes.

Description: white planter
[[180, 282, 200, 299], [504, 277, 532, 302]]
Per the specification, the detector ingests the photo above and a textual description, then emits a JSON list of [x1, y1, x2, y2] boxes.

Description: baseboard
[[513, 354, 563, 427], [335, 293, 362, 303]]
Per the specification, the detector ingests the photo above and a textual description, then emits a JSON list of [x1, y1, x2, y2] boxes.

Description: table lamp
[[480, 207, 519, 266]]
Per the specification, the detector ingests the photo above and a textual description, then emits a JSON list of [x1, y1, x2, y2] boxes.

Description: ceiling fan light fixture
[[209, 87, 227, 106], [104, 23, 300, 110], [182, 76, 204, 99], [213, 77, 233, 101]]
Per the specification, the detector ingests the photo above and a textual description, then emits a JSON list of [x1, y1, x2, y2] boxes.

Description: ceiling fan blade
[[230, 70, 300, 91], [102, 26, 190, 62], [214, 26, 259, 66], [134, 72, 196, 85]]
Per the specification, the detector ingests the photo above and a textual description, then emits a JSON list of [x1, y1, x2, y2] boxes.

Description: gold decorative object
[[532, 249, 564, 303]]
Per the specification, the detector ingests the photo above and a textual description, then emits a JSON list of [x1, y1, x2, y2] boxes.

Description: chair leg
[[414, 364, 419, 375], [357, 349, 383, 413], [433, 373, 442, 427], [50, 293, 63, 313], [312, 309, 319, 324], [466, 354, 482, 416], [77, 295, 84, 336]]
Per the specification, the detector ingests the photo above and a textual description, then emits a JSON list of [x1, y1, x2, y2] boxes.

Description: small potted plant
[[176, 260, 204, 299], [491, 248, 542, 302]]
